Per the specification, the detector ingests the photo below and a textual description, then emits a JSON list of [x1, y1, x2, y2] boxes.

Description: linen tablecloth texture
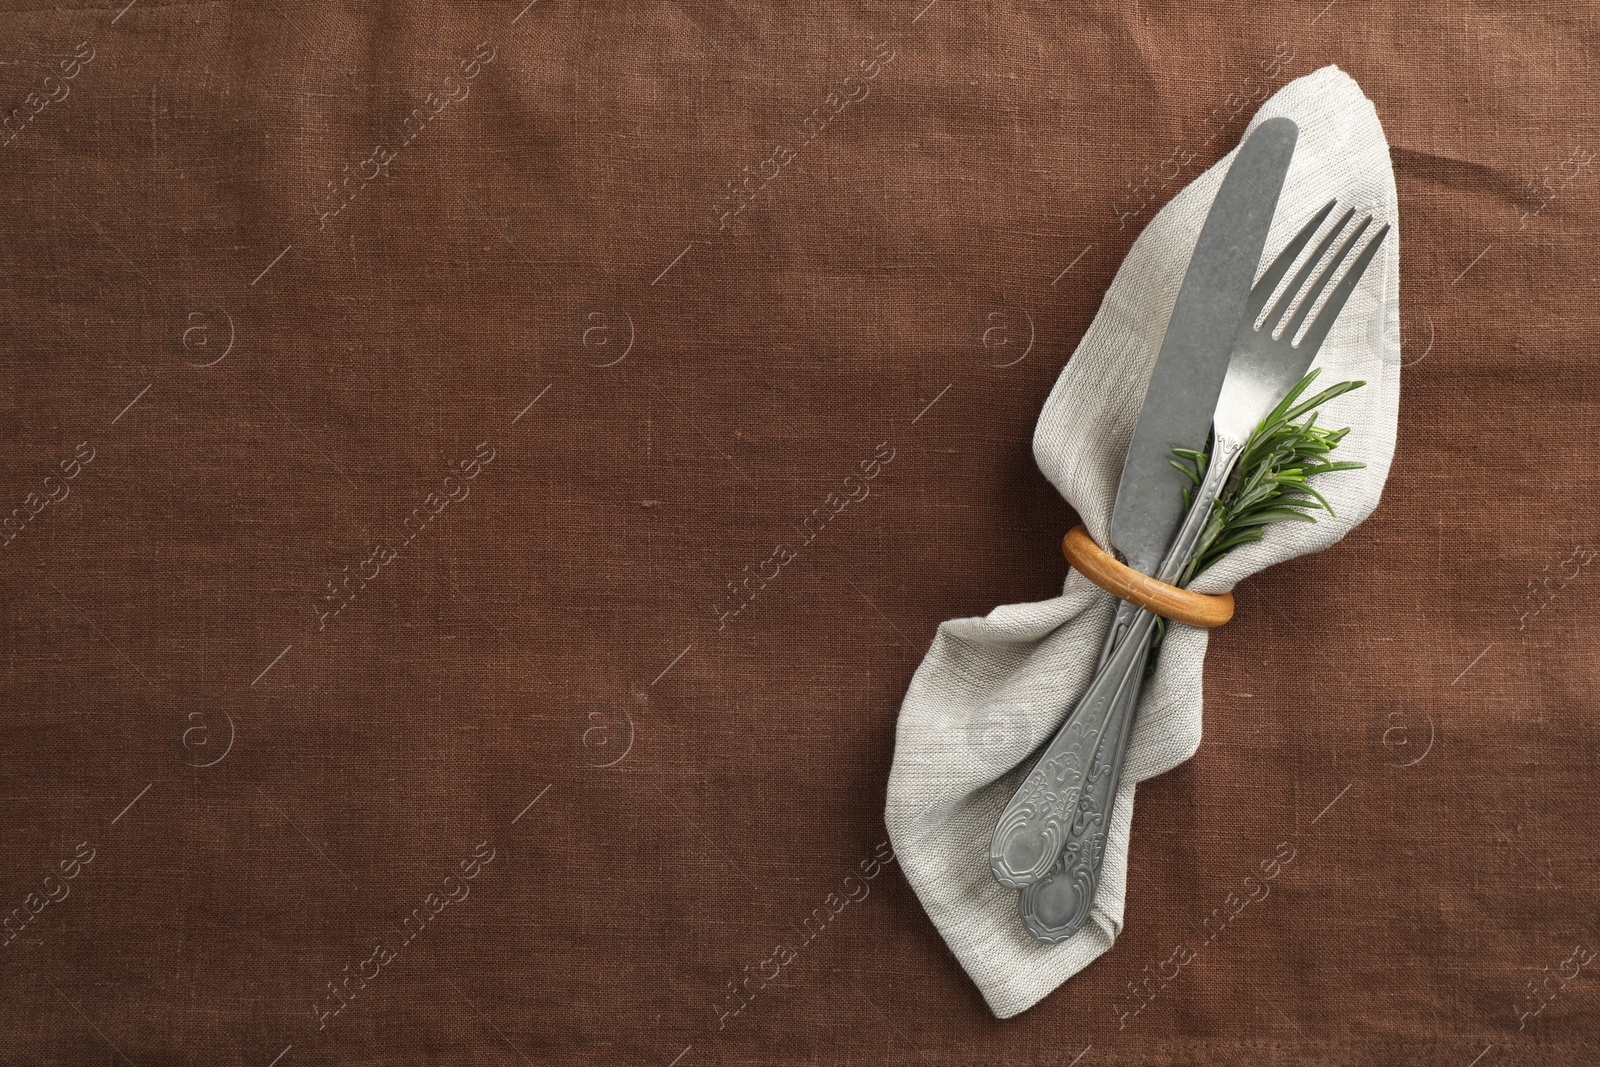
[[886, 66, 1401, 1018], [7, 1, 1600, 1063]]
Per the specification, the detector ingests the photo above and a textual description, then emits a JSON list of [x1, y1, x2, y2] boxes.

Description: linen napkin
[[884, 65, 1400, 1019]]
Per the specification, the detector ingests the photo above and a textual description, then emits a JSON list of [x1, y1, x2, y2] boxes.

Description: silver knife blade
[[1110, 117, 1298, 575]]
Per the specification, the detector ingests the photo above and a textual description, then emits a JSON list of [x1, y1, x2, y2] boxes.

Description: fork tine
[[1247, 199, 1338, 320], [1261, 207, 1356, 334], [1294, 222, 1390, 354], [1283, 214, 1372, 342]]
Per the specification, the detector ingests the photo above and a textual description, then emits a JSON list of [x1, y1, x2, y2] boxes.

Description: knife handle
[[988, 607, 1160, 889]]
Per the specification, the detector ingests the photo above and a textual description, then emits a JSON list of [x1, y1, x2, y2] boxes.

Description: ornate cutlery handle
[[988, 607, 1161, 888], [1018, 663, 1144, 940]]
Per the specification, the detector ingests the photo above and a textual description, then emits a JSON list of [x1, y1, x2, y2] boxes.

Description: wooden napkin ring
[[1061, 525, 1234, 628]]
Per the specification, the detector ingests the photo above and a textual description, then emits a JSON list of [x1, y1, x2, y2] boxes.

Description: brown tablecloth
[[2, 2, 1595, 1064]]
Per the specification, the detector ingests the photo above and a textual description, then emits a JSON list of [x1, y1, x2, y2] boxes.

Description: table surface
[[2, 2, 1596, 1064]]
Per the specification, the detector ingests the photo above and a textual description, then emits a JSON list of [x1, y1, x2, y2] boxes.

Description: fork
[[990, 200, 1389, 901]]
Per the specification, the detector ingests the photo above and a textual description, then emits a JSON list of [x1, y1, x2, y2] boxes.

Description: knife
[[988, 118, 1298, 890], [1109, 116, 1299, 637]]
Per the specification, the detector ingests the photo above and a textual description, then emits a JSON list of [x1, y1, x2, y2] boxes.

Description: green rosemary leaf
[[1279, 380, 1366, 425], [1291, 481, 1336, 516], [1264, 368, 1318, 423], [1170, 458, 1203, 486], [1190, 532, 1266, 576], [1321, 427, 1353, 446]]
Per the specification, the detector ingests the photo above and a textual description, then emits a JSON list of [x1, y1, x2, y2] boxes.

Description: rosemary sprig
[[1142, 369, 1365, 665], [1169, 368, 1367, 587]]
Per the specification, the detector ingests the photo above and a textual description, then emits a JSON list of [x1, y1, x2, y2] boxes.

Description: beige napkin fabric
[[884, 65, 1401, 1019]]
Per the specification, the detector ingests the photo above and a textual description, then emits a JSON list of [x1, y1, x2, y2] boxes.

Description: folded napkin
[[884, 65, 1400, 1018]]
